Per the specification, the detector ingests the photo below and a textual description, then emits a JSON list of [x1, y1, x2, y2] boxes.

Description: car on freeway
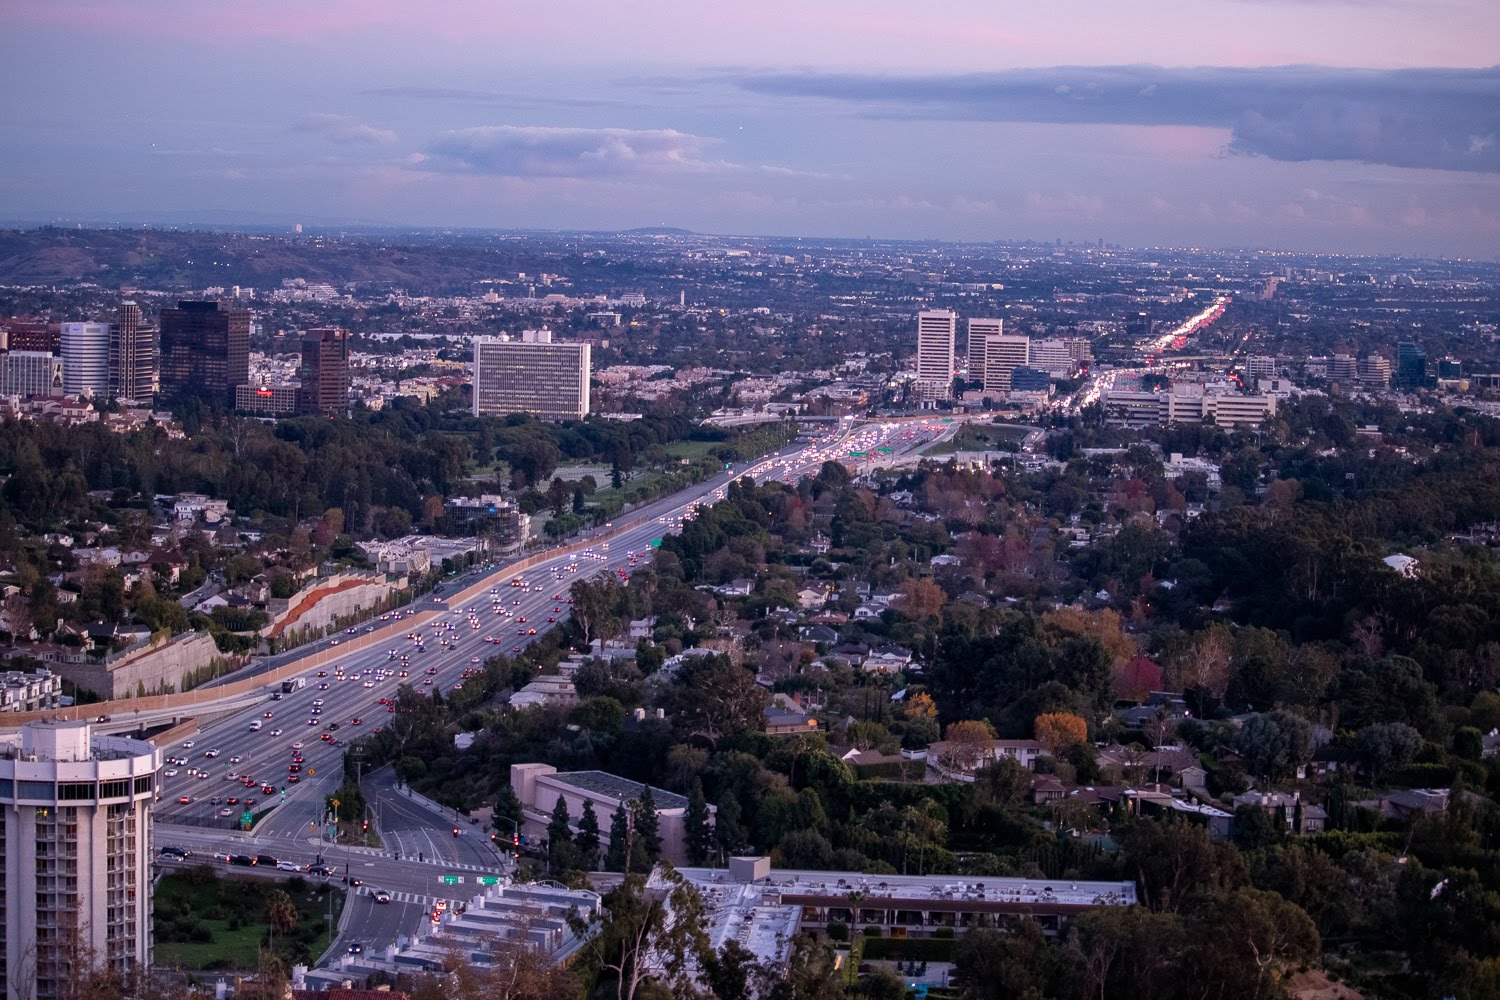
[[164, 768, 178, 777], [228, 755, 242, 764], [203, 749, 220, 758], [291, 741, 304, 749], [177, 795, 192, 804], [277, 861, 305, 872], [218, 808, 233, 817], [181, 741, 195, 749], [308, 864, 333, 877], [270, 728, 283, 736], [346, 942, 364, 954]]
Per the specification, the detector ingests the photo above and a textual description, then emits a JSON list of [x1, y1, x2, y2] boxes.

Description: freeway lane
[[154, 436, 830, 830], [150, 423, 932, 958]]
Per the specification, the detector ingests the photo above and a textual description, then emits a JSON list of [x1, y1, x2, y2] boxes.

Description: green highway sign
[[877, 447, 892, 454], [477, 876, 501, 885], [649, 538, 662, 547], [849, 451, 866, 458], [439, 875, 464, 885]]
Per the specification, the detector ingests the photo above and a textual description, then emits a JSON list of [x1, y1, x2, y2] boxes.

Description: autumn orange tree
[[940, 719, 997, 772], [1034, 712, 1088, 757]]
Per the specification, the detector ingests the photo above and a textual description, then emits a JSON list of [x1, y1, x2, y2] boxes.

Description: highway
[[148, 422, 933, 960]]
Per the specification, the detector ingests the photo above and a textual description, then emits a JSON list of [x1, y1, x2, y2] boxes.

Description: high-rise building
[[1357, 355, 1392, 390], [965, 318, 1003, 380], [982, 334, 1030, 394], [0, 351, 64, 398], [158, 300, 250, 405], [298, 326, 350, 416], [1328, 354, 1358, 385], [914, 310, 957, 399], [110, 299, 156, 403], [1395, 341, 1428, 390], [2, 321, 60, 354], [60, 322, 111, 398], [472, 330, 591, 421], [0, 721, 161, 1000]]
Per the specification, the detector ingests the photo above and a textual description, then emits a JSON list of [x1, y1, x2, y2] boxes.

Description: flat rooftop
[[551, 770, 688, 811], [674, 866, 1137, 909]]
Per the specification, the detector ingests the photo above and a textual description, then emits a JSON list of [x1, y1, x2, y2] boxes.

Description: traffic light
[[512, 834, 519, 847], [362, 820, 368, 833]]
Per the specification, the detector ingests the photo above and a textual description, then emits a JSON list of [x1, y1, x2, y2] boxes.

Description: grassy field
[[922, 422, 1031, 456], [154, 867, 344, 971]]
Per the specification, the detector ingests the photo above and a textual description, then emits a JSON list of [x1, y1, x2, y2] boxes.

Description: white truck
[[248, 720, 263, 732]]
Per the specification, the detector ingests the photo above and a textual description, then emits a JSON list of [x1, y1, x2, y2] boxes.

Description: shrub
[[826, 921, 850, 942]]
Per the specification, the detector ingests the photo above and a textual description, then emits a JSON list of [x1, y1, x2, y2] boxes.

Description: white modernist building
[[914, 310, 957, 400], [0, 721, 161, 1000], [60, 322, 111, 398], [982, 334, 1030, 394], [472, 330, 591, 421], [965, 317, 1003, 380]]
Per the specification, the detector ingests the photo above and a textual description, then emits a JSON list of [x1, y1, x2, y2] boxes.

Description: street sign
[[439, 875, 464, 885], [649, 538, 662, 547], [476, 876, 501, 885]]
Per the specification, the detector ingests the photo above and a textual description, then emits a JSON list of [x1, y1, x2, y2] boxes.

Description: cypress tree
[[685, 779, 713, 866], [576, 799, 602, 871], [546, 796, 573, 874], [605, 799, 631, 872]]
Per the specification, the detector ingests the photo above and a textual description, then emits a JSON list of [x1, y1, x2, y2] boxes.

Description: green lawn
[[154, 867, 344, 971], [923, 422, 1030, 456]]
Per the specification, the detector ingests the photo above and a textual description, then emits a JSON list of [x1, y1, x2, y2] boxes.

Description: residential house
[[797, 587, 828, 612], [1230, 790, 1328, 834], [764, 705, 819, 736], [863, 645, 915, 674]]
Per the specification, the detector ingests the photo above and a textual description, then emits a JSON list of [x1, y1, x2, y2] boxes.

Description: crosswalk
[[358, 888, 473, 907]]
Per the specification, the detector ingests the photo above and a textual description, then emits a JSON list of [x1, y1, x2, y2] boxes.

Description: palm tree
[[263, 889, 298, 955]]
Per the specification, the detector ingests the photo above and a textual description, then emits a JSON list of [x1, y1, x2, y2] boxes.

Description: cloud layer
[[730, 64, 1500, 173], [420, 125, 725, 177], [291, 113, 398, 145]]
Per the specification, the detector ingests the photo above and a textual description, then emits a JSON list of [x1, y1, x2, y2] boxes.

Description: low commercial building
[[662, 857, 1135, 949], [510, 763, 711, 866], [1103, 387, 1275, 429]]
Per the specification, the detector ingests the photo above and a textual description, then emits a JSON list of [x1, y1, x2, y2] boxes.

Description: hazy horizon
[[4, 0, 1497, 257]]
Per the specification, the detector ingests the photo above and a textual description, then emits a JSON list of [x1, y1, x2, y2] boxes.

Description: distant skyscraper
[[915, 310, 957, 399], [59, 322, 111, 398], [1395, 341, 1428, 390], [982, 334, 1030, 394], [965, 318, 1003, 380], [111, 298, 156, 403], [3, 320, 60, 354], [472, 330, 591, 421], [298, 326, 350, 416], [0, 351, 64, 398], [0, 721, 161, 1000], [158, 300, 249, 405]]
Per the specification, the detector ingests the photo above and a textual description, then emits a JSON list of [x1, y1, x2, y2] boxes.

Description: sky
[[2, 0, 1498, 256]]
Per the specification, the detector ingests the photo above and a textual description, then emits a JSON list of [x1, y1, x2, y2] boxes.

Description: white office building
[[982, 334, 1030, 394], [0, 721, 161, 1000], [965, 317, 1003, 380], [914, 310, 957, 400], [60, 323, 111, 398], [0, 351, 64, 399], [472, 330, 591, 421]]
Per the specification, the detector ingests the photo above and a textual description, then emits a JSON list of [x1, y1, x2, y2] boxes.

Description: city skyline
[[3, 0, 1498, 257]]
